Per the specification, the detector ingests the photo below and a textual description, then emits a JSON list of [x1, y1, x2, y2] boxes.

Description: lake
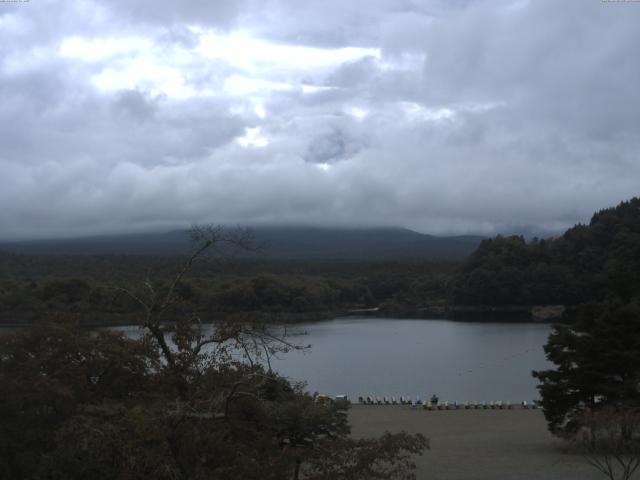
[[2, 317, 552, 403], [270, 317, 552, 403]]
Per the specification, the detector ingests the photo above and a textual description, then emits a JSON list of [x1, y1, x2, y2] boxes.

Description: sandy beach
[[349, 405, 606, 480]]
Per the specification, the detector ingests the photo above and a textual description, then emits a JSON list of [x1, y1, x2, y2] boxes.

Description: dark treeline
[[453, 197, 640, 306], [0, 255, 455, 325]]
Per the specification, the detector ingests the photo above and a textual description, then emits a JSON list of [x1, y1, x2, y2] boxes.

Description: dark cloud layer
[[1, 0, 639, 240]]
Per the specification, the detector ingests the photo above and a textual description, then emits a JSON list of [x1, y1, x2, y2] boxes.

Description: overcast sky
[[1, 0, 639, 240]]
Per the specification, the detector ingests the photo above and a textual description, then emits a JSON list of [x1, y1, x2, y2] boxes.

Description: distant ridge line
[[0, 227, 485, 261]]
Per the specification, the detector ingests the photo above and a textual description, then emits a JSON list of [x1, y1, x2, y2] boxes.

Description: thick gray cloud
[[0, 0, 639, 240]]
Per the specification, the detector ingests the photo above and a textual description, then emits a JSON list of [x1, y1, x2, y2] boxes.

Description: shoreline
[[0, 310, 557, 329]]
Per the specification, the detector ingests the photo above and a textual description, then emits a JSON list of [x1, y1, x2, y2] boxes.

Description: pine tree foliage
[[533, 300, 640, 435]]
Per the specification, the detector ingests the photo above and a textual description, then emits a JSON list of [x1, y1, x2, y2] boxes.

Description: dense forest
[[453, 198, 640, 306], [0, 255, 454, 325]]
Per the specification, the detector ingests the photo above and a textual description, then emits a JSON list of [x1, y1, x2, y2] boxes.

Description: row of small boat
[[358, 396, 413, 405], [357, 396, 539, 409]]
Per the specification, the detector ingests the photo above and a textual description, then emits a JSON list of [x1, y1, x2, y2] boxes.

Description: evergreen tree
[[533, 300, 640, 435]]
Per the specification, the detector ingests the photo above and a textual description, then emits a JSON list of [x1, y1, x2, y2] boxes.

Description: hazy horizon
[[1, 222, 564, 244]]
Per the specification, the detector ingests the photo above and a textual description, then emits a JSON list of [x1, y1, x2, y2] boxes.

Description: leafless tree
[[576, 407, 640, 480], [113, 225, 306, 374]]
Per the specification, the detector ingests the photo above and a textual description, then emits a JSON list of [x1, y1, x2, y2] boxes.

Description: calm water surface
[[269, 317, 551, 403]]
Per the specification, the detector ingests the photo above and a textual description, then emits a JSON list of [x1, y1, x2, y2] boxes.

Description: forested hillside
[[453, 198, 640, 306], [0, 227, 472, 325]]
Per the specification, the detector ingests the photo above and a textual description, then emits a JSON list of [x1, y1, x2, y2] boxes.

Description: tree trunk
[[293, 457, 301, 480]]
